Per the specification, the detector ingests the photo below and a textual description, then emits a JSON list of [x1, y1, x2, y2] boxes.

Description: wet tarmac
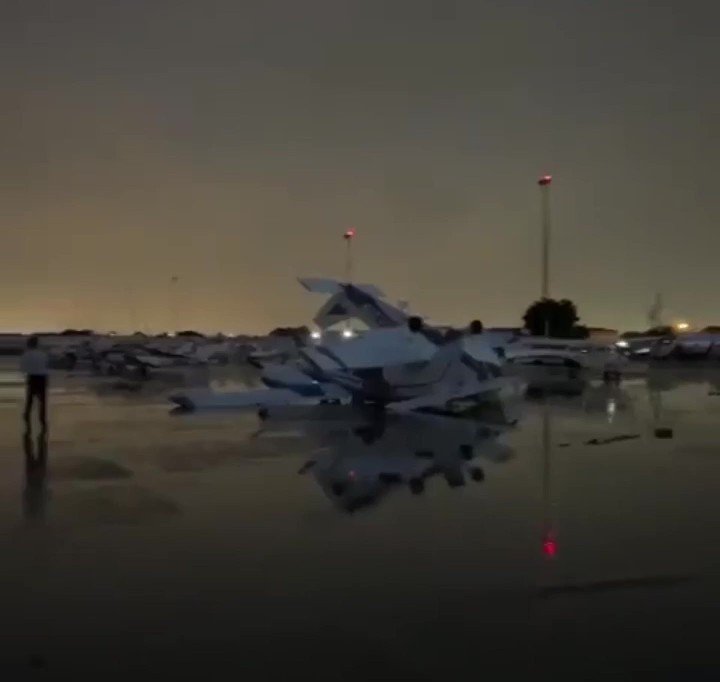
[[2, 366, 720, 679]]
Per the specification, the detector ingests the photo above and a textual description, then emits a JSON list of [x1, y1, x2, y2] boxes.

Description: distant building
[[484, 327, 526, 342], [0, 334, 28, 355], [586, 327, 619, 344]]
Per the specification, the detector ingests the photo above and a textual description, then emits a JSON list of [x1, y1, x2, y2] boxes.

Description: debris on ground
[[538, 574, 693, 598], [585, 434, 640, 446], [297, 460, 316, 474]]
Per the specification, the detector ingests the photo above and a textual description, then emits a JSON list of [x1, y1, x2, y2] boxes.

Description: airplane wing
[[298, 277, 386, 298], [298, 277, 344, 295], [352, 283, 386, 298], [169, 387, 328, 411]]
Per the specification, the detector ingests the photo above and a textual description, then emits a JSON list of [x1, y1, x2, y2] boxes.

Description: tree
[[60, 328, 94, 336], [269, 325, 310, 340], [522, 298, 588, 338]]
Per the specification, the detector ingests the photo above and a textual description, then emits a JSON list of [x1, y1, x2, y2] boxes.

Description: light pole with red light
[[341, 228, 357, 338], [538, 175, 553, 300], [343, 227, 356, 284]]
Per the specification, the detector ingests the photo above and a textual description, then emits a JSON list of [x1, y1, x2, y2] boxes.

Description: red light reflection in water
[[542, 535, 558, 558]]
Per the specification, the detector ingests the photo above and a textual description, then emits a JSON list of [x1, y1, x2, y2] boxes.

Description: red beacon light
[[538, 175, 553, 186], [343, 227, 356, 240]]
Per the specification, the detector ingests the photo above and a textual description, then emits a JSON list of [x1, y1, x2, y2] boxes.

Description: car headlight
[[615, 340, 629, 349]]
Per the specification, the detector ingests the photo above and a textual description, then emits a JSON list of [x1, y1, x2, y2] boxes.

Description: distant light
[[343, 227, 356, 240], [342, 328, 355, 339], [538, 174, 553, 186], [615, 340, 629, 349], [168, 332, 176, 338], [225, 332, 235, 338], [675, 321, 690, 331], [310, 330, 322, 340]]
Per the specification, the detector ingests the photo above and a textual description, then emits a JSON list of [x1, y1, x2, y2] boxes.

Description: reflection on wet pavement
[[50, 456, 133, 481], [57, 485, 180, 525], [0, 366, 720, 678], [537, 574, 695, 598], [293, 413, 511, 513]]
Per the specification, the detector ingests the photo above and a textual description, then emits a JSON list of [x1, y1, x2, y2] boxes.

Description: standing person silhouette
[[20, 336, 49, 430]]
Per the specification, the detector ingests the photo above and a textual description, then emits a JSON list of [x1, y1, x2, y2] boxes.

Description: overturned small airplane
[[170, 278, 520, 420]]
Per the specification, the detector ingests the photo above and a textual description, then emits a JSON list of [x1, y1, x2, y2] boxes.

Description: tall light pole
[[538, 174, 553, 300], [343, 227, 356, 283], [538, 175, 553, 337], [342, 228, 356, 338], [169, 275, 179, 335]]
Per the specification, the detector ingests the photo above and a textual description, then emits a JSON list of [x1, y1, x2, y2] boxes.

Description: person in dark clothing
[[20, 336, 49, 429]]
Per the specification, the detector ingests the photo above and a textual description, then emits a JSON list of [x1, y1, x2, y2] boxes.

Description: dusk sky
[[4, 0, 719, 333]]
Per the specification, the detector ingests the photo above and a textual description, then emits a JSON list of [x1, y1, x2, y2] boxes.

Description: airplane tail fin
[[299, 277, 404, 330]]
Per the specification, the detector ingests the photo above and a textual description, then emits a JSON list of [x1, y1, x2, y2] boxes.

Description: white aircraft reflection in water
[[171, 277, 521, 421], [255, 411, 514, 513]]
